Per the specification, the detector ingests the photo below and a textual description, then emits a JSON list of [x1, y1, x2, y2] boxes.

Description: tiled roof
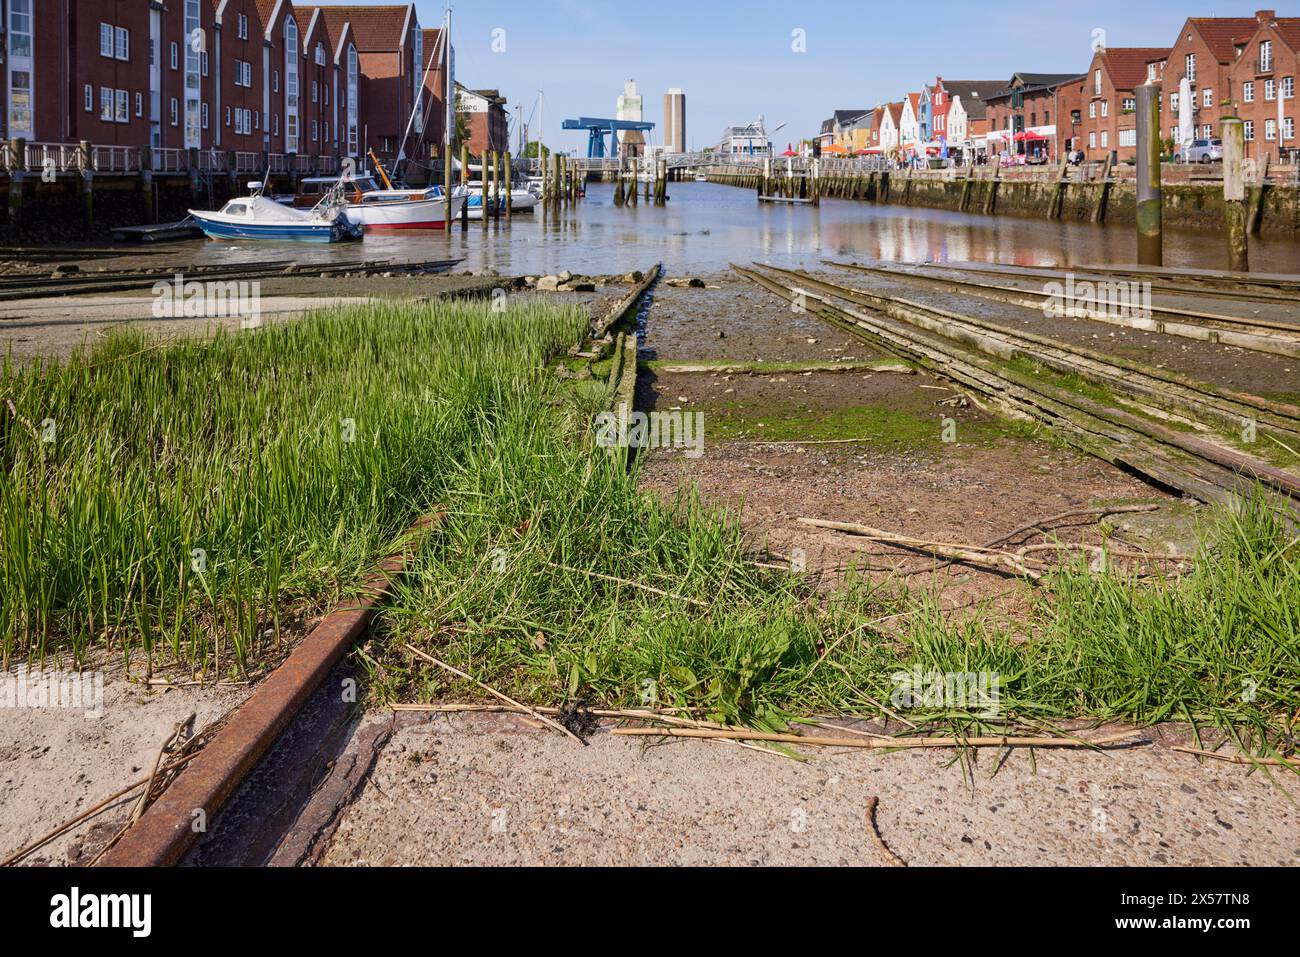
[[1274, 18, 1300, 52], [887, 102, 903, 125], [1188, 17, 1262, 62], [1102, 48, 1172, 90], [314, 4, 411, 51], [833, 109, 870, 125]]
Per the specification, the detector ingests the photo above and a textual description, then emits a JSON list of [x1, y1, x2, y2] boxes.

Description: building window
[[1203, 124, 1212, 139], [1284, 77, 1295, 100], [1203, 88, 1212, 108], [315, 41, 325, 66], [99, 87, 112, 121], [1148, 64, 1157, 82], [312, 119, 318, 141], [115, 89, 128, 123], [1245, 120, 1255, 141], [284, 17, 300, 152], [1170, 93, 1179, 112], [1266, 79, 1276, 101], [100, 23, 113, 57], [237, 13, 247, 40], [184, 0, 202, 148], [273, 113, 279, 136], [1285, 117, 1294, 141], [1122, 97, 1135, 111], [170, 42, 178, 70], [1185, 53, 1196, 83], [1260, 40, 1273, 72], [273, 70, 279, 94], [347, 44, 359, 155], [201, 51, 208, 77], [225, 106, 231, 127], [312, 80, 318, 104], [135, 92, 143, 117], [202, 102, 209, 129], [1244, 81, 1255, 103], [1094, 69, 1102, 95], [1089, 102, 1096, 118], [1119, 129, 1136, 147], [170, 97, 179, 126], [1101, 131, 1108, 149], [116, 26, 129, 61], [324, 85, 329, 106], [1265, 118, 1277, 141], [1101, 100, 1108, 117], [323, 121, 329, 142], [1088, 131, 1096, 149], [84, 85, 93, 112]]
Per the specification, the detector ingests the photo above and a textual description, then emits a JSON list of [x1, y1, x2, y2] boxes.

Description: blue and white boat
[[188, 193, 360, 243]]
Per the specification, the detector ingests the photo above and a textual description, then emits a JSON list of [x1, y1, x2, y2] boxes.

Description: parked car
[[1174, 139, 1223, 164]]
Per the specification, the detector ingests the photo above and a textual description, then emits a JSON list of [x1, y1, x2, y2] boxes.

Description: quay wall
[[704, 165, 1300, 239]]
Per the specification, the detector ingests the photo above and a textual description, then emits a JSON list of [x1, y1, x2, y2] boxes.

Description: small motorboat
[[694, 172, 708, 182], [189, 187, 359, 243], [459, 182, 539, 219], [351, 185, 464, 231]]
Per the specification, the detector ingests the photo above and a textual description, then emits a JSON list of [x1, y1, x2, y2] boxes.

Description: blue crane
[[561, 117, 656, 158]]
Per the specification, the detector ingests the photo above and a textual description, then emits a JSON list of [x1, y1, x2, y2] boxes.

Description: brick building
[[1074, 46, 1170, 163], [457, 84, 507, 158], [1227, 10, 1299, 160], [984, 73, 1084, 160], [1161, 16, 1263, 146], [1, 0, 458, 179], [215, 1, 270, 155]]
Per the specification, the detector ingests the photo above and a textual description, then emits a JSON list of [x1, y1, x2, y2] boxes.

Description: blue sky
[[416, 0, 1212, 152]]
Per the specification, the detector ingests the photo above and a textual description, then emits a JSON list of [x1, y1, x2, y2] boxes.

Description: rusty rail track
[[825, 261, 1300, 356], [732, 262, 1300, 517]]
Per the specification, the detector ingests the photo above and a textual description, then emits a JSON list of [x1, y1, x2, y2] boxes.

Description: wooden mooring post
[[6, 137, 24, 243], [629, 157, 638, 206], [614, 157, 626, 206], [1221, 115, 1249, 272], [1135, 81, 1162, 264], [504, 151, 512, 218], [481, 153, 490, 229], [1048, 157, 1069, 219], [1090, 151, 1114, 224], [77, 140, 94, 240]]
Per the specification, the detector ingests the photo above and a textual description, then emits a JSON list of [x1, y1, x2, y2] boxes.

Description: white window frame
[[1265, 79, 1276, 102], [1203, 88, 1212, 108], [1265, 118, 1277, 141], [201, 102, 209, 129], [135, 92, 143, 117], [100, 23, 113, 57], [84, 84, 94, 112], [115, 26, 129, 61], [114, 89, 128, 123], [237, 13, 247, 40], [1244, 120, 1255, 141], [170, 97, 179, 126], [1244, 81, 1255, 103], [100, 87, 113, 121], [1261, 40, 1273, 72]]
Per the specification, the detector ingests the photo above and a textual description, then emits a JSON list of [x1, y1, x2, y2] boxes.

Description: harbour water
[[182, 181, 1300, 276]]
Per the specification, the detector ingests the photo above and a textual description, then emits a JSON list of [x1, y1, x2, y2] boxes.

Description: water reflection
[[184, 181, 1298, 276]]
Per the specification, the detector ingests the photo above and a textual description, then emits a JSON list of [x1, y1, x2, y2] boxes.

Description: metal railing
[[0, 141, 355, 177]]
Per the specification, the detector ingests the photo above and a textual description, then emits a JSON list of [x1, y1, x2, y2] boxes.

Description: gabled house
[[1163, 14, 1269, 145], [900, 93, 920, 152], [1226, 10, 1300, 159], [879, 101, 903, 153], [1075, 46, 1171, 162], [313, 4, 422, 169], [935, 80, 1003, 151], [212, 1, 270, 154], [831, 109, 870, 149], [293, 6, 340, 161]]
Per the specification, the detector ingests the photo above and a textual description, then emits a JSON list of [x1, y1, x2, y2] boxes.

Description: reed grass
[[0, 299, 587, 672]]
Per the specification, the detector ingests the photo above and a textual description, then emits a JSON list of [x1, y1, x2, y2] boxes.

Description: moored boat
[[188, 193, 359, 243]]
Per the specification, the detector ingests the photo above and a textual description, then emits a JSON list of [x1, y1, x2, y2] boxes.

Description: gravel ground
[[318, 712, 1300, 867]]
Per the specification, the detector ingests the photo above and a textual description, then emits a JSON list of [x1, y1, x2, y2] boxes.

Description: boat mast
[[443, 7, 453, 228]]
